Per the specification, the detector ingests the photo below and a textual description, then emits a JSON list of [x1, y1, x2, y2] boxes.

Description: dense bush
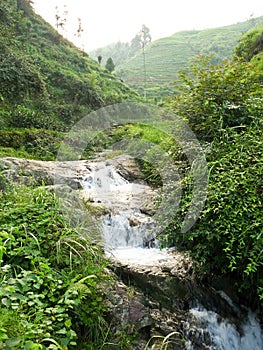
[[0, 183, 109, 349], [161, 119, 263, 303], [235, 27, 263, 61], [7, 105, 65, 131], [0, 53, 47, 104], [168, 55, 262, 141], [162, 54, 263, 308], [0, 129, 62, 160]]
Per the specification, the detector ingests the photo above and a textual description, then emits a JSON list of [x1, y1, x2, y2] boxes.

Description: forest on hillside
[[0, 0, 263, 349]]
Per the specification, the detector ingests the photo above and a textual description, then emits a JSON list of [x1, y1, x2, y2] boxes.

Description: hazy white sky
[[33, 0, 263, 51]]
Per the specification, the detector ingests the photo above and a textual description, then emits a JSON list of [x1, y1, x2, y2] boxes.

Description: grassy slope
[[0, 0, 140, 159], [116, 16, 263, 99], [0, 0, 139, 130]]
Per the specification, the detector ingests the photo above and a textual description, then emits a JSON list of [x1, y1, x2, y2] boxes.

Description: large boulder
[[0, 157, 88, 189]]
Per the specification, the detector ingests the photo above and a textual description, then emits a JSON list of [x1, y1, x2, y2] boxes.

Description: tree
[[55, 5, 68, 32], [75, 17, 84, 50], [105, 57, 115, 73], [97, 55, 102, 64], [138, 24, 151, 99], [129, 24, 152, 58], [139, 24, 152, 49]]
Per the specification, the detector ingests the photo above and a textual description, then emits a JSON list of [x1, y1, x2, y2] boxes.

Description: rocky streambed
[[1, 154, 262, 349]]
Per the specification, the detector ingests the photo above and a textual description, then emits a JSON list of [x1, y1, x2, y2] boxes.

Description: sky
[[33, 0, 263, 52]]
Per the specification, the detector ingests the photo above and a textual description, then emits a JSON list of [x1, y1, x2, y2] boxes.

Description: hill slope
[[115, 16, 263, 99], [0, 0, 138, 131]]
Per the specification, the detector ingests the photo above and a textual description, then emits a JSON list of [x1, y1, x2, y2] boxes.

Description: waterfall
[[81, 161, 158, 248], [103, 211, 149, 248], [187, 306, 263, 350], [80, 158, 263, 349]]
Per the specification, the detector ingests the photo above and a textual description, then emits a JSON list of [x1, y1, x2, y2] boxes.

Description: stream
[[81, 157, 169, 264], [80, 156, 263, 349], [187, 307, 263, 350], [1, 155, 262, 349]]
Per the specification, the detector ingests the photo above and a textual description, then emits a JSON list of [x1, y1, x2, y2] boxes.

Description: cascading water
[[103, 211, 150, 248], [187, 306, 263, 350], [80, 158, 263, 349], [81, 159, 170, 265]]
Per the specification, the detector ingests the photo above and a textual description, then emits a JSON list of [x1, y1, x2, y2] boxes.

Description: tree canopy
[[105, 57, 115, 73]]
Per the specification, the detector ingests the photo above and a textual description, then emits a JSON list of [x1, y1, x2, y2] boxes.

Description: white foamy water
[[81, 162, 152, 214], [188, 306, 263, 350], [80, 160, 263, 350], [106, 246, 170, 266], [80, 160, 164, 264], [102, 211, 155, 247]]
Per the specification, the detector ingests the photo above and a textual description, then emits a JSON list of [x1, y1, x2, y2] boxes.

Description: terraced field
[[116, 16, 263, 99]]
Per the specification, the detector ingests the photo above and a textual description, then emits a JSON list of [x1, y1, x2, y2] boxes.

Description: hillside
[[90, 41, 132, 68], [115, 16, 263, 99], [0, 0, 138, 133], [0, 4, 263, 348]]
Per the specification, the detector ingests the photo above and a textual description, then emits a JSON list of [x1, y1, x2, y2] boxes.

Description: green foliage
[[105, 57, 115, 73], [0, 0, 138, 132], [162, 118, 263, 304], [8, 105, 64, 131], [234, 27, 263, 82], [168, 55, 262, 140], [235, 27, 263, 61], [0, 52, 47, 104], [0, 128, 62, 160], [0, 183, 109, 349], [162, 51, 263, 308]]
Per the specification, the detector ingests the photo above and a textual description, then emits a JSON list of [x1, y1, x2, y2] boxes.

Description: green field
[[116, 16, 263, 99]]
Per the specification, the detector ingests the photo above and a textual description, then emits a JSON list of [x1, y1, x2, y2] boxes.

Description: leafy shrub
[[48, 69, 104, 109], [8, 105, 65, 131], [235, 27, 263, 61], [0, 184, 109, 349], [0, 129, 62, 160], [162, 54, 263, 307], [0, 53, 47, 104], [168, 55, 262, 140], [0, 107, 11, 129]]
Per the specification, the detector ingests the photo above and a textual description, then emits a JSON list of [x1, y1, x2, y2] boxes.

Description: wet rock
[[110, 250, 196, 314], [128, 212, 154, 227], [0, 157, 89, 189], [114, 155, 145, 183], [84, 202, 111, 217], [104, 277, 153, 336], [104, 270, 189, 349]]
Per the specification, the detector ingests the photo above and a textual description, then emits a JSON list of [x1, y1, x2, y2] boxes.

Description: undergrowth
[[0, 179, 113, 349]]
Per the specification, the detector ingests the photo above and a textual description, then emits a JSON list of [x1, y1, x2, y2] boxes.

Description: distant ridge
[[113, 16, 263, 99]]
